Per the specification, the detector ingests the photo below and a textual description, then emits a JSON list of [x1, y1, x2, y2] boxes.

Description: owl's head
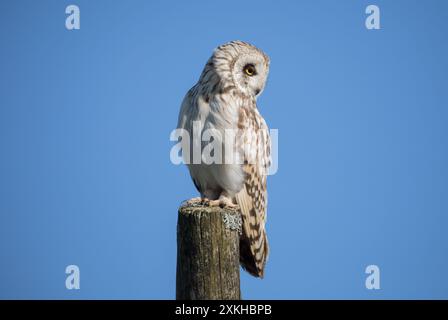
[[203, 41, 270, 98]]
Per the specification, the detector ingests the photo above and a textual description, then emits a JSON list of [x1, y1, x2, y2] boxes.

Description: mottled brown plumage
[[177, 41, 271, 277]]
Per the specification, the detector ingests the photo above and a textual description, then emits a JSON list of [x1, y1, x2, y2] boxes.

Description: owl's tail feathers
[[235, 188, 269, 278], [239, 231, 269, 278]]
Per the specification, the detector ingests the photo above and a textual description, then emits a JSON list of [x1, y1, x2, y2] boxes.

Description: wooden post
[[176, 203, 242, 300]]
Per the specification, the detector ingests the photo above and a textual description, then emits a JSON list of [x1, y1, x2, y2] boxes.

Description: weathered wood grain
[[176, 203, 241, 300]]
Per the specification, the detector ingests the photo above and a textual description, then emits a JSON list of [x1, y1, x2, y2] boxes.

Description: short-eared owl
[[177, 41, 271, 278]]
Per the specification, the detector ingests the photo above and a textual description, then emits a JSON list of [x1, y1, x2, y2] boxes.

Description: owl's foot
[[207, 196, 238, 209], [184, 197, 207, 206]]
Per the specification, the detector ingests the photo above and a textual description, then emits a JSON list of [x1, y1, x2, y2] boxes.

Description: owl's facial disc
[[233, 54, 268, 98]]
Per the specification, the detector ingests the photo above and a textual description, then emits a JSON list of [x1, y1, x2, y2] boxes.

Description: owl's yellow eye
[[243, 64, 256, 76]]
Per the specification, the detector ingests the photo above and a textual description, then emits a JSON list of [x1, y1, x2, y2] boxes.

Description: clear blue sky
[[0, 0, 447, 299]]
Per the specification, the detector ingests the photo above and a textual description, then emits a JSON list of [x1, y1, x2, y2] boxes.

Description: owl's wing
[[177, 87, 197, 131], [176, 86, 207, 168], [235, 102, 271, 278]]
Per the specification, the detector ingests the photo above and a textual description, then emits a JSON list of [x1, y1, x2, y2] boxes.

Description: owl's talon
[[207, 197, 238, 208], [207, 199, 221, 207], [223, 202, 239, 209], [185, 197, 208, 206]]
